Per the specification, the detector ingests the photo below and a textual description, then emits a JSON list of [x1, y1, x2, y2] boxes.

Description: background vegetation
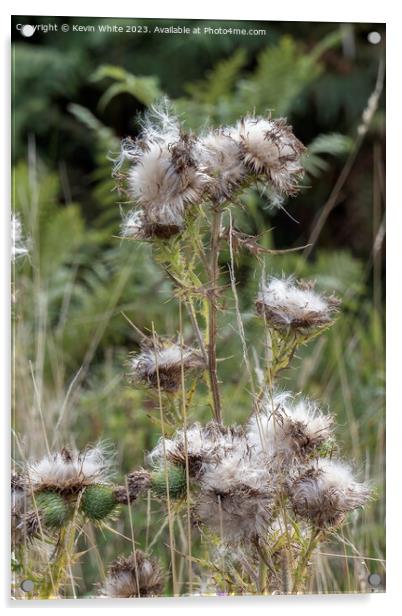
[[11, 17, 385, 596]]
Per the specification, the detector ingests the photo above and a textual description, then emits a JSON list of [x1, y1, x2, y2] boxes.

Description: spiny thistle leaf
[[80, 484, 118, 521]]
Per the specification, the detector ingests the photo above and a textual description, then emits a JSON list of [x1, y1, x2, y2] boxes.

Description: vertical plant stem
[[208, 207, 222, 424], [151, 322, 178, 596], [179, 301, 193, 595], [291, 529, 320, 593], [125, 476, 141, 597], [39, 515, 78, 599]]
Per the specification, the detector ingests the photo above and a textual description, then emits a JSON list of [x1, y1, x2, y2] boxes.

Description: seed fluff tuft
[[230, 116, 305, 195], [129, 339, 206, 393], [247, 392, 334, 462], [125, 105, 209, 225], [148, 421, 248, 477], [289, 458, 372, 528], [24, 445, 114, 494], [102, 550, 164, 598], [256, 276, 340, 334], [197, 129, 246, 201], [194, 445, 276, 543]]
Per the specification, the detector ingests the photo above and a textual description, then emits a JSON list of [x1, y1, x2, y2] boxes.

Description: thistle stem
[[291, 528, 320, 593], [208, 207, 222, 424]]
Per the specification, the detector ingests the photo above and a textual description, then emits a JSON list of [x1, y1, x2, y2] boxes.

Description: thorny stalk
[[207, 206, 223, 424]]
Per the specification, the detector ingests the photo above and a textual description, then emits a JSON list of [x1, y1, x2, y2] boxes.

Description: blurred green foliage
[[11, 17, 385, 596]]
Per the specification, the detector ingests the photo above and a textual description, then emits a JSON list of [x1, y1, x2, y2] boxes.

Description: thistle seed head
[[289, 458, 372, 528], [248, 392, 334, 462], [194, 448, 276, 543], [121, 208, 182, 241], [103, 550, 164, 598], [197, 130, 246, 201], [24, 445, 114, 494], [230, 116, 305, 195], [125, 107, 209, 225], [129, 339, 205, 393], [256, 277, 340, 335], [148, 421, 248, 477]]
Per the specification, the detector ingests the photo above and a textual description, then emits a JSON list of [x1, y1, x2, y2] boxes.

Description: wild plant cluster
[[12, 104, 372, 598]]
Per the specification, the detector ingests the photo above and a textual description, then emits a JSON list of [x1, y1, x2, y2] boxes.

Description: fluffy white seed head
[[248, 392, 334, 462], [121, 208, 182, 240], [102, 551, 164, 598], [289, 458, 371, 527], [256, 277, 340, 334], [230, 116, 305, 195], [124, 107, 209, 225], [24, 445, 114, 493], [197, 130, 246, 201], [129, 341, 206, 393], [194, 447, 276, 543], [148, 422, 249, 477]]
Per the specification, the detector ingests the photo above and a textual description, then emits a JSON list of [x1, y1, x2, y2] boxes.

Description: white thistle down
[[230, 116, 305, 195], [129, 341, 205, 393], [247, 392, 334, 461], [148, 422, 249, 477], [24, 445, 114, 493], [195, 446, 276, 543], [125, 108, 209, 225], [197, 130, 246, 201], [102, 551, 164, 598], [256, 277, 340, 334], [289, 458, 371, 528], [121, 208, 183, 240]]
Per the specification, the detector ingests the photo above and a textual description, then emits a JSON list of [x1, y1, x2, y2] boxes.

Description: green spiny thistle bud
[[36, 491, 70, 529], [150, 464, 187, 499], [80, 484, 117, 521]]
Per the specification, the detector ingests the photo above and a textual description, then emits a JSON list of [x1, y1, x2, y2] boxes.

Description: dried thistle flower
[[114, 469, 151, 505], [148, 421, 248, 478], [129, 339, 205, 393], [12, 473, 32, 547], [102, 550, 164, 598], [11, 472, 26, 514], [124, 107, 209, 226], [194, 447, 275, 543], [197, 130, 246, 201], [13, 509, 43, 545], [121, 208, 182, 241], [24, 445, 114, 494], [248, 392, 334, 462], [289, 458, 372, 528], [256, 277, 340, 335], [230, 116, 305, 195]]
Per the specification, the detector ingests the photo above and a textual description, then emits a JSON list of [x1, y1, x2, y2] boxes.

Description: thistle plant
[[112, 102, 372, 596], [11, 101, 373, 598]]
